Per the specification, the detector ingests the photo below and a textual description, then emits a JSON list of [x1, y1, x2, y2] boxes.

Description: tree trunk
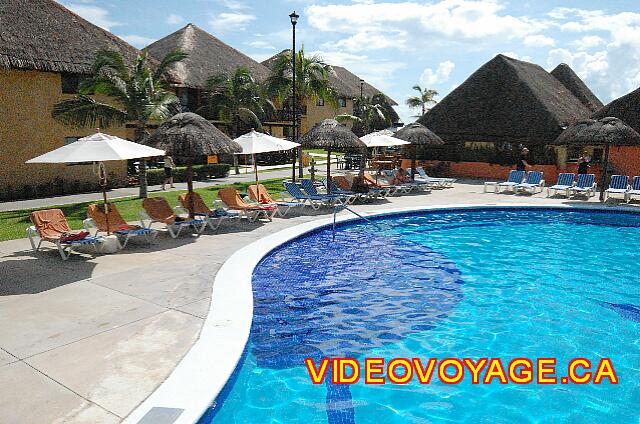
[[136, 123, 148, 198], [233, 117, 240, 174]]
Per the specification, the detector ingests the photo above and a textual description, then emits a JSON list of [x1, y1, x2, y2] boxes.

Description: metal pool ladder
[[332, 204, 382, 241]]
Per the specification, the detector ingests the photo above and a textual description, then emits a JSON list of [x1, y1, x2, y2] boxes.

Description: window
[[61, 73, 82, 94], [316, 98, 325, 107], [338, 98, 347, 108]]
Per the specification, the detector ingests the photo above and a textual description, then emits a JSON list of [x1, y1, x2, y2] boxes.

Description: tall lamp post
[[289, 11, 299, 181], [359, 79, 365, 170]]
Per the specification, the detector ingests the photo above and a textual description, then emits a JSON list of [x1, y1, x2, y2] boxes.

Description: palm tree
[[52, 48, 187, 198], [406, 84, 438, 117], [336, 93, 399, 136], [197, 67, 275, 173], [265, 47, 336, 176]]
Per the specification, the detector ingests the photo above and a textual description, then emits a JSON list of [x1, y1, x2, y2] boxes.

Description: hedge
[[146, 164, 231, 185]]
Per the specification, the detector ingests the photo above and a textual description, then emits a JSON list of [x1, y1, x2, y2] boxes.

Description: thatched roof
[[394, 123, 444, 145], [551, 117, 640, 146], [592, 87, 640, 134], [299, 119, 365, 149], [418, 54, 592, 145], [144, 112, 241, 158], [261, 51, 397, 105], [145, 24, 271, 88], [550, 63, 603, 112], [0, 0, 139, 74]]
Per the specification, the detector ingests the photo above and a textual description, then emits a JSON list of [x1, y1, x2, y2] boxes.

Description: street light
[[289, 11, 300, 181]]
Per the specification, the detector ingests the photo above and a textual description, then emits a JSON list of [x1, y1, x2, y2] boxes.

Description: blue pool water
[[202, 208, 640, 423]]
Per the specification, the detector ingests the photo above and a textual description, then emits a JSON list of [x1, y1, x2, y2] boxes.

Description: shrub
[[146, 164, 231, 185]]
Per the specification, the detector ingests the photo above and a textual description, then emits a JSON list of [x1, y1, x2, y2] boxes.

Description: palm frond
[[153, 49, 188, 81], [51, 95, 127, 128]]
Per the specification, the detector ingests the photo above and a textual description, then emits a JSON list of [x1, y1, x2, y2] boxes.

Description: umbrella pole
[[599, 141, 611, 202], [411, 145, 417, 181], [253, 153, 261, 201], [187, 159, 195, 218], [326, 147, 331, 192], [98, 162, 111, 235]]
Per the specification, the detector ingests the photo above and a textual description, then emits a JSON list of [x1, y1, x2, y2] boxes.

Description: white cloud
[[523, 34, 555, 47], [166, 14, 184, 25], [498, 51, 531, 62], [210, 12, 255, 32], [217, 0, 248, 10], [63, 3, 119, 30], [321, 29, 409, 52], [118, 34, 156, 48], [419, 61, 455, 86], [570, 35, 605, 50], [306, 0, 548, 48], [246, 40, 276, 50]]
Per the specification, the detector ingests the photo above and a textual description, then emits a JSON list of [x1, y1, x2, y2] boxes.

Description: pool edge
[[122, 202, 638, 424]]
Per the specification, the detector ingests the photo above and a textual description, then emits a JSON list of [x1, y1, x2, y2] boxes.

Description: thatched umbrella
[[553, 117, 640, 201], [395, 122, 445, 180], [144, 112, 241, 216], [299, 119, 365, 189]]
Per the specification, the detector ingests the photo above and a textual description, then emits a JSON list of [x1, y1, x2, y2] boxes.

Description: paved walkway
[[0, 182, 616, 423]]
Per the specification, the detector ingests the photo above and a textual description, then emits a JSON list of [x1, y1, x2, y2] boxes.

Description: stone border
[[123, 202, 638, 424]]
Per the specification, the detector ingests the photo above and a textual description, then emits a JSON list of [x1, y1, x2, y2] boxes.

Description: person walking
[[162, 155, 176, 190], [577, 151, 591, 174], [517, 147, 531, 171]]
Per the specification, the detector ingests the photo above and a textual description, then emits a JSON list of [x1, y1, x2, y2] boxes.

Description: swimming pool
[[201, 207, 639, 423]]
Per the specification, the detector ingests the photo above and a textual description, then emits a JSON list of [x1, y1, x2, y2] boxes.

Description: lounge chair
[[178, 192, 239, 230], [382, 170, 429, 192], [334, 175, 389, 199], [546, 173, 575, 197], [283, 181, 327, 210], [84, 203, 156, 249], [625, 176, 640, 203], [27, 208, 103, 260], [569, 174, 596, 197], [140, 197, 207, 237], [516, 171, 545, 194], [217, 188, 277, 222], [363, 173, 402, 196], [323, 178, 368, 203], [248, 184, 305, 217], [604, 175, 629, 201], [415, 167, 456, 187], [497, 170, 526, 193], [300, 179, 348, 205]]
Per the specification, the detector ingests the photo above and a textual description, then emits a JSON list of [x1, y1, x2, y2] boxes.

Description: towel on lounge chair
[[218, 188, 277, 221], [87, 203, 147, 234], [143, 197, 181, 225], [29, 209, 102, 259], [248, 184, 305, 216]]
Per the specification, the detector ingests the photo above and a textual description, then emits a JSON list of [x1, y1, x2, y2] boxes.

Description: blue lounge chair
[[546, 173, 575, 197], [625, 176, 640, 203], [604, 175, 629, 200], [322, 179, 360, 203], [300, 179, 345, 205], [497, 170, 525, 193], [284, 181, 327, 210], [516, 171, 545, 194], [569, 174, 596, 197]]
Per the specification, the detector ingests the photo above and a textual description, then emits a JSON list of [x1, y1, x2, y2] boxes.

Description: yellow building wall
[[0, 69, 131, 198], [301, 98, 354, 135]]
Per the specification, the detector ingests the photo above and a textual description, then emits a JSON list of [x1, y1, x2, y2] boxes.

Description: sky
[[58, 0, 640, 123]]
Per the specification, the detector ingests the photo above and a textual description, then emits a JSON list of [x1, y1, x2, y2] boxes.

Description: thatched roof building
[[418, 54, 592, 145], [550, 63, 603, 112], [145, 24, 271, 88], [551, 117, 640, 146], [261, 50, 397, 105], [591, 87, 640, 134], [0, 0, 139, 74]]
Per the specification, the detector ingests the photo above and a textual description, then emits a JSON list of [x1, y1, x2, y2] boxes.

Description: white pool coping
[[122, 202, 639, 424]]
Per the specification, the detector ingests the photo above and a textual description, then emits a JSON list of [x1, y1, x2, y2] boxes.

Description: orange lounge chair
[[27, 208, 103, 260], [177, 192, 239, 230], [85, 203, 156, 249], [217, 188, 277, 222], [334, 175, 388, 199], [140, 197, 206, 238], [248, 184, 305, 217]]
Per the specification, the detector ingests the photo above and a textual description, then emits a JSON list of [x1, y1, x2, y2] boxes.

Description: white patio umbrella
[[233, 129, 300, 199], [27, 131, 165, 233], [361, 129, 410, 147]]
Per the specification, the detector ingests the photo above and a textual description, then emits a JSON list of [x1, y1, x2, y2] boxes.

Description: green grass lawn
[[0, 177, 293, 242], [303, 148, 345, 156]]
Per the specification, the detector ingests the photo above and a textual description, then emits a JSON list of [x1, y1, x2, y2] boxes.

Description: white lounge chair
[[625, 176, 640, 203], [516, 171, 545, 194], [546, 173, 575, 197], [604, 175, 629, 201], [497, 170, 525, 193], [569, 174, 596, 198]]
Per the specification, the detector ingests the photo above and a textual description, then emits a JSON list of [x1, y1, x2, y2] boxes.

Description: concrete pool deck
[[0, 180, 631, 423]]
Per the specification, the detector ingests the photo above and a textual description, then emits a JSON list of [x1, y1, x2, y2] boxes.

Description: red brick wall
[[401, 146, 640, 183]]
